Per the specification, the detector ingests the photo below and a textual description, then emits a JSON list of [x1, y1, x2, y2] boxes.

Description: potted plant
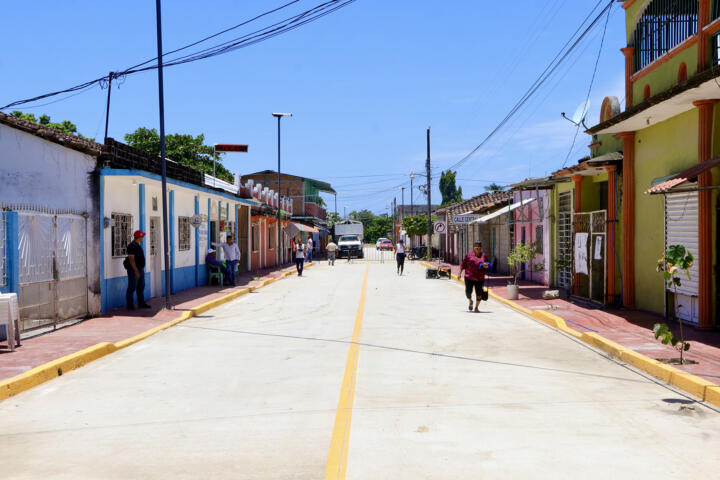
[[654, 245, 694, 364], [507, 243, 536, 300]]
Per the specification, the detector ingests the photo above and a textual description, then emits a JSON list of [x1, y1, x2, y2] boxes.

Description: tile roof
[[436, 191, 512, 216], [645, 156, 720, 194], [0, 111, 104, 156]]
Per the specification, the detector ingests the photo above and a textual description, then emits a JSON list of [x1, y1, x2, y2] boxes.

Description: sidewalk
[[0, 263, 301, 382], [426, 260, 720, 385]]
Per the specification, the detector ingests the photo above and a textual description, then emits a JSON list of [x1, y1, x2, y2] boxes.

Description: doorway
[[149, 216, 162, 298]]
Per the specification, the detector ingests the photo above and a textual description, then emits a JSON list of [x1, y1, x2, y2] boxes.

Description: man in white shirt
[[212, 235, 241, 286], [307, 237, 314, 263], [326, 238, 338, 266]]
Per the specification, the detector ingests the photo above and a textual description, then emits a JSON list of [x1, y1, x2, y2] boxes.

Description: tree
[[655, 245, 695, 364], [326, 212, 341, 228], [365, 215, 392, 244], [402, 214, 438, 237], [485, 183, 504, 192], [439, 170, 463, 205], [124, 127, 234, 183], [10, 110, 89, 138]]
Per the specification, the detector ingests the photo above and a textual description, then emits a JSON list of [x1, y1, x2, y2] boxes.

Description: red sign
[[214, 144, 248, 153]]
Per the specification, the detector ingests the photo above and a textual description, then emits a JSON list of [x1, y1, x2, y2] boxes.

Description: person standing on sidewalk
[[124, 230, 151, 310], [307, 236, 314, 263], [212, 235, 241, 286], [458, 242, 491, 313], [394, 239, 406, 276], [294, 241, 305, 276], [326, 238, 338, 266]]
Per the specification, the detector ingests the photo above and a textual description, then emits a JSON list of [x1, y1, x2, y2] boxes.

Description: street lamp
[[272, 112, 292, 267]]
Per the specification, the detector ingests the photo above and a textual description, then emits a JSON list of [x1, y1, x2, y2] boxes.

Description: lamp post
[[272, 112, 292, 267], [344, 205, 347, 219]]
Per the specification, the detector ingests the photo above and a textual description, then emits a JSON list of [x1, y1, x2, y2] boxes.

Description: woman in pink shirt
[[458, 242, 491, 312]]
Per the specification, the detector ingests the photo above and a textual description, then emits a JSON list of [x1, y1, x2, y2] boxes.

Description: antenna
[[561, 99, 590, 129]]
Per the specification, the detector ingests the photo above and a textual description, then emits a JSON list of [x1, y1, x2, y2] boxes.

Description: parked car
[[376, 238, 393, 250], [375, 237, 390, 249]]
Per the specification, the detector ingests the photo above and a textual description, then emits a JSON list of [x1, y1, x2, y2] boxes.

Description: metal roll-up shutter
[[665, 188, 699, 324]]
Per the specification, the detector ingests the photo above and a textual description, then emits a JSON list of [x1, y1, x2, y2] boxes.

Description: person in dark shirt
[[458, 242, 491, 313], [205, 248, 231, 284], [125, 230, 151, 310]]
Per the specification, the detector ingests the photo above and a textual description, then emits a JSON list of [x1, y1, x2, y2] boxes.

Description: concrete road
[[1, 262, 720, 479]]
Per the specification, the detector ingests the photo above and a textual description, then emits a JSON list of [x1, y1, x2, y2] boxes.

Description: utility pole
[[393, 197, 397, 244], [156, 0, 171, 310], [426, 128, 432, 259], [409, 173, 415, 214], [400, 186, 405, 242], [103, 72, 114, 144]]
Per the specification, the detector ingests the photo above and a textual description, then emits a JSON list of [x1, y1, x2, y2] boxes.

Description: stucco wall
[[632, 44, 697, 108], [0, 123, 101, 315], [634, 109, 699, 314]]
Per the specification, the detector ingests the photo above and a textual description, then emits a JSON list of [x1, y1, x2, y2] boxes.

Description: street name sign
[[452, 214, 481, 225], [214, 144, 249, 153]]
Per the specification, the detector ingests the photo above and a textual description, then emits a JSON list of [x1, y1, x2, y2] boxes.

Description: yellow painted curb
[[706, 386, 720, 408], [420, 261, 720, 403], [0, 268, 297, 402]]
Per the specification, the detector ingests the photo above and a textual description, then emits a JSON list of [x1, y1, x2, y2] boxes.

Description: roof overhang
[[645, 155, 720, 194], [506, 176, 567, 190], [471, 198, 536, 224], [588, 70, 720, 135], [553, 152, 623, 179]]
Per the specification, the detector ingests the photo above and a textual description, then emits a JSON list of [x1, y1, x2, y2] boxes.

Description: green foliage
[[656, 245, 695, 363], [484, 183, 504, 192], [365, 215, 392, 244], [327, 212, 341, 228], [124, 127, 234, 183], [507, 243, 537, 286], [402, 214, 438, 237], [10, 110, 91, 139], [439, 170, 463, 206]]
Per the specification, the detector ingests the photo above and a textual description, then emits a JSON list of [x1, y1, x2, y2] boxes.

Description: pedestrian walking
[[394, 239, 407, 275], [326, 238, 338, 266], [212, 235, 241, 286], [307, 237, 314, 263], [123, 230, 151, 310], [458, 242, 491, 312], [294, 241, 305, 276]]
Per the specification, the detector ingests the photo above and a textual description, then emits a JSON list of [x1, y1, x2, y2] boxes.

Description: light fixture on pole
[[272, 113, 292, 267]]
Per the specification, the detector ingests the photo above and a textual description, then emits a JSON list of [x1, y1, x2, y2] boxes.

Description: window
[[150, 217, 159, 256], [268, 225, 275, 249], [535, 225, 544, 254], [633, 0, 698, 73], [111, 213, 133, 257], [0, 212, 6, 287], [178, 216, 191, 251], [251, 224, 259, 252]]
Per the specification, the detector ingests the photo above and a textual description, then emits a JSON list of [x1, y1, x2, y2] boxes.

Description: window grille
[[252, 225, 259, 252], [714, 33, 720, 66], [178, 216, 191, 251], [111, 213, 133, 257], [714, 0, 720, 21], [150, 217, 159, 255], [632, 0, 698, 73], [268, 225, 275, 249], [535, 225, 544, 254]]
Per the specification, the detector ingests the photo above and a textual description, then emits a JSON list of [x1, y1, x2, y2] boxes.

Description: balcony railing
[[304, 202, 326, 220]]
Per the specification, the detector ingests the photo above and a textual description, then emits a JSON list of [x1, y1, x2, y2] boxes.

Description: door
[[573, 210, 606, 303], [665, 190, 699, 324], [149, 216, 162, 298], [557, 192, 572, 290], [17, 213, 87, 332]]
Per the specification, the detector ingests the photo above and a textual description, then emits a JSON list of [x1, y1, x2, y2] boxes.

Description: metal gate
[[665, 190, 699, 324], [557, 192, 573, 289], [18, 213, 87, 331], [573, 210, 606, 303]]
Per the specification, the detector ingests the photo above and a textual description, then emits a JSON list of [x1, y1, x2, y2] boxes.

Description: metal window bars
[[178, 217, 191, 251], [632, 0, 698, 73], [0, 211, 6, 287], [714, 0, 720, 21], [111, 213, 133, 257]]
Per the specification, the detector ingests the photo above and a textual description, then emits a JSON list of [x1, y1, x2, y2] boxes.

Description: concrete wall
[[0, 123, 101, 315]]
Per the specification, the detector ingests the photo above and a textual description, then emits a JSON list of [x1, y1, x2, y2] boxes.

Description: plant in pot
[[654, 245, 694, 365], [507, 243, 536, 300]]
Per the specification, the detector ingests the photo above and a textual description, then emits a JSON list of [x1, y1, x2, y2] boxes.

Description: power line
[[445, 0, 613, 172], [1, 0, 358, 111]]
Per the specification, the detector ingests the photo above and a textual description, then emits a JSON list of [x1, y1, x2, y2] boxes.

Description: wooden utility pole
[[426, 128, 432, 259]]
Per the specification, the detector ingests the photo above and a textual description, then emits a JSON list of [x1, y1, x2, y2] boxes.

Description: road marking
[[324, 264, 369, 480]]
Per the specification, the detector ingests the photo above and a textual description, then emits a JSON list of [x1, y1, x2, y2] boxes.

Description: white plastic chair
[[0, 293, 19, 351]]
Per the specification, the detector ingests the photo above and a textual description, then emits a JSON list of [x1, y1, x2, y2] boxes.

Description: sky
[[1, 0, 627, 215]]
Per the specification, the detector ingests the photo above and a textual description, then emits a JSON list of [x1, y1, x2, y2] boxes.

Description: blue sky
[[1, 1, 627, 214]]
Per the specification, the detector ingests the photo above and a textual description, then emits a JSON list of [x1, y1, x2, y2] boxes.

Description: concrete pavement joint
[[421, 261, 720, 409], [0, 263, 311, 402]]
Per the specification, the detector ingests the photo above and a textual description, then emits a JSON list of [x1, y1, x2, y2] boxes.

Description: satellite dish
[[561, 99, 591, 129]]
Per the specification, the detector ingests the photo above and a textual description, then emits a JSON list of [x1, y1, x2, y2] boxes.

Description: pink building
[[511, 182, 551, 285]]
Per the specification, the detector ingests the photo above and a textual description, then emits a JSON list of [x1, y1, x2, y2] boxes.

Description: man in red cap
[[124, 230, 151, 310]]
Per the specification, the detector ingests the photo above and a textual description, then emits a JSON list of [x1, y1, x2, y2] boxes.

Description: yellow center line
[[324, 264, 370, 480]]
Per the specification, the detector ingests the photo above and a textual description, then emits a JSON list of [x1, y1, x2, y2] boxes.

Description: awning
[[470, 198, 536, 224], [284, 222, 318, 237], [552, 152, 623, 179], [645, 156, 720, 194]]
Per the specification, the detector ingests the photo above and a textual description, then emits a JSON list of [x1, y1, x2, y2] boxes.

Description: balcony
[[304, 202, 326, 221]]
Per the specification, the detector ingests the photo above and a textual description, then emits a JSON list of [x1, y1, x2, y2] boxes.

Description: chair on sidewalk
[[207, 264, 224, 286], [0, 293, 19, 351]]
